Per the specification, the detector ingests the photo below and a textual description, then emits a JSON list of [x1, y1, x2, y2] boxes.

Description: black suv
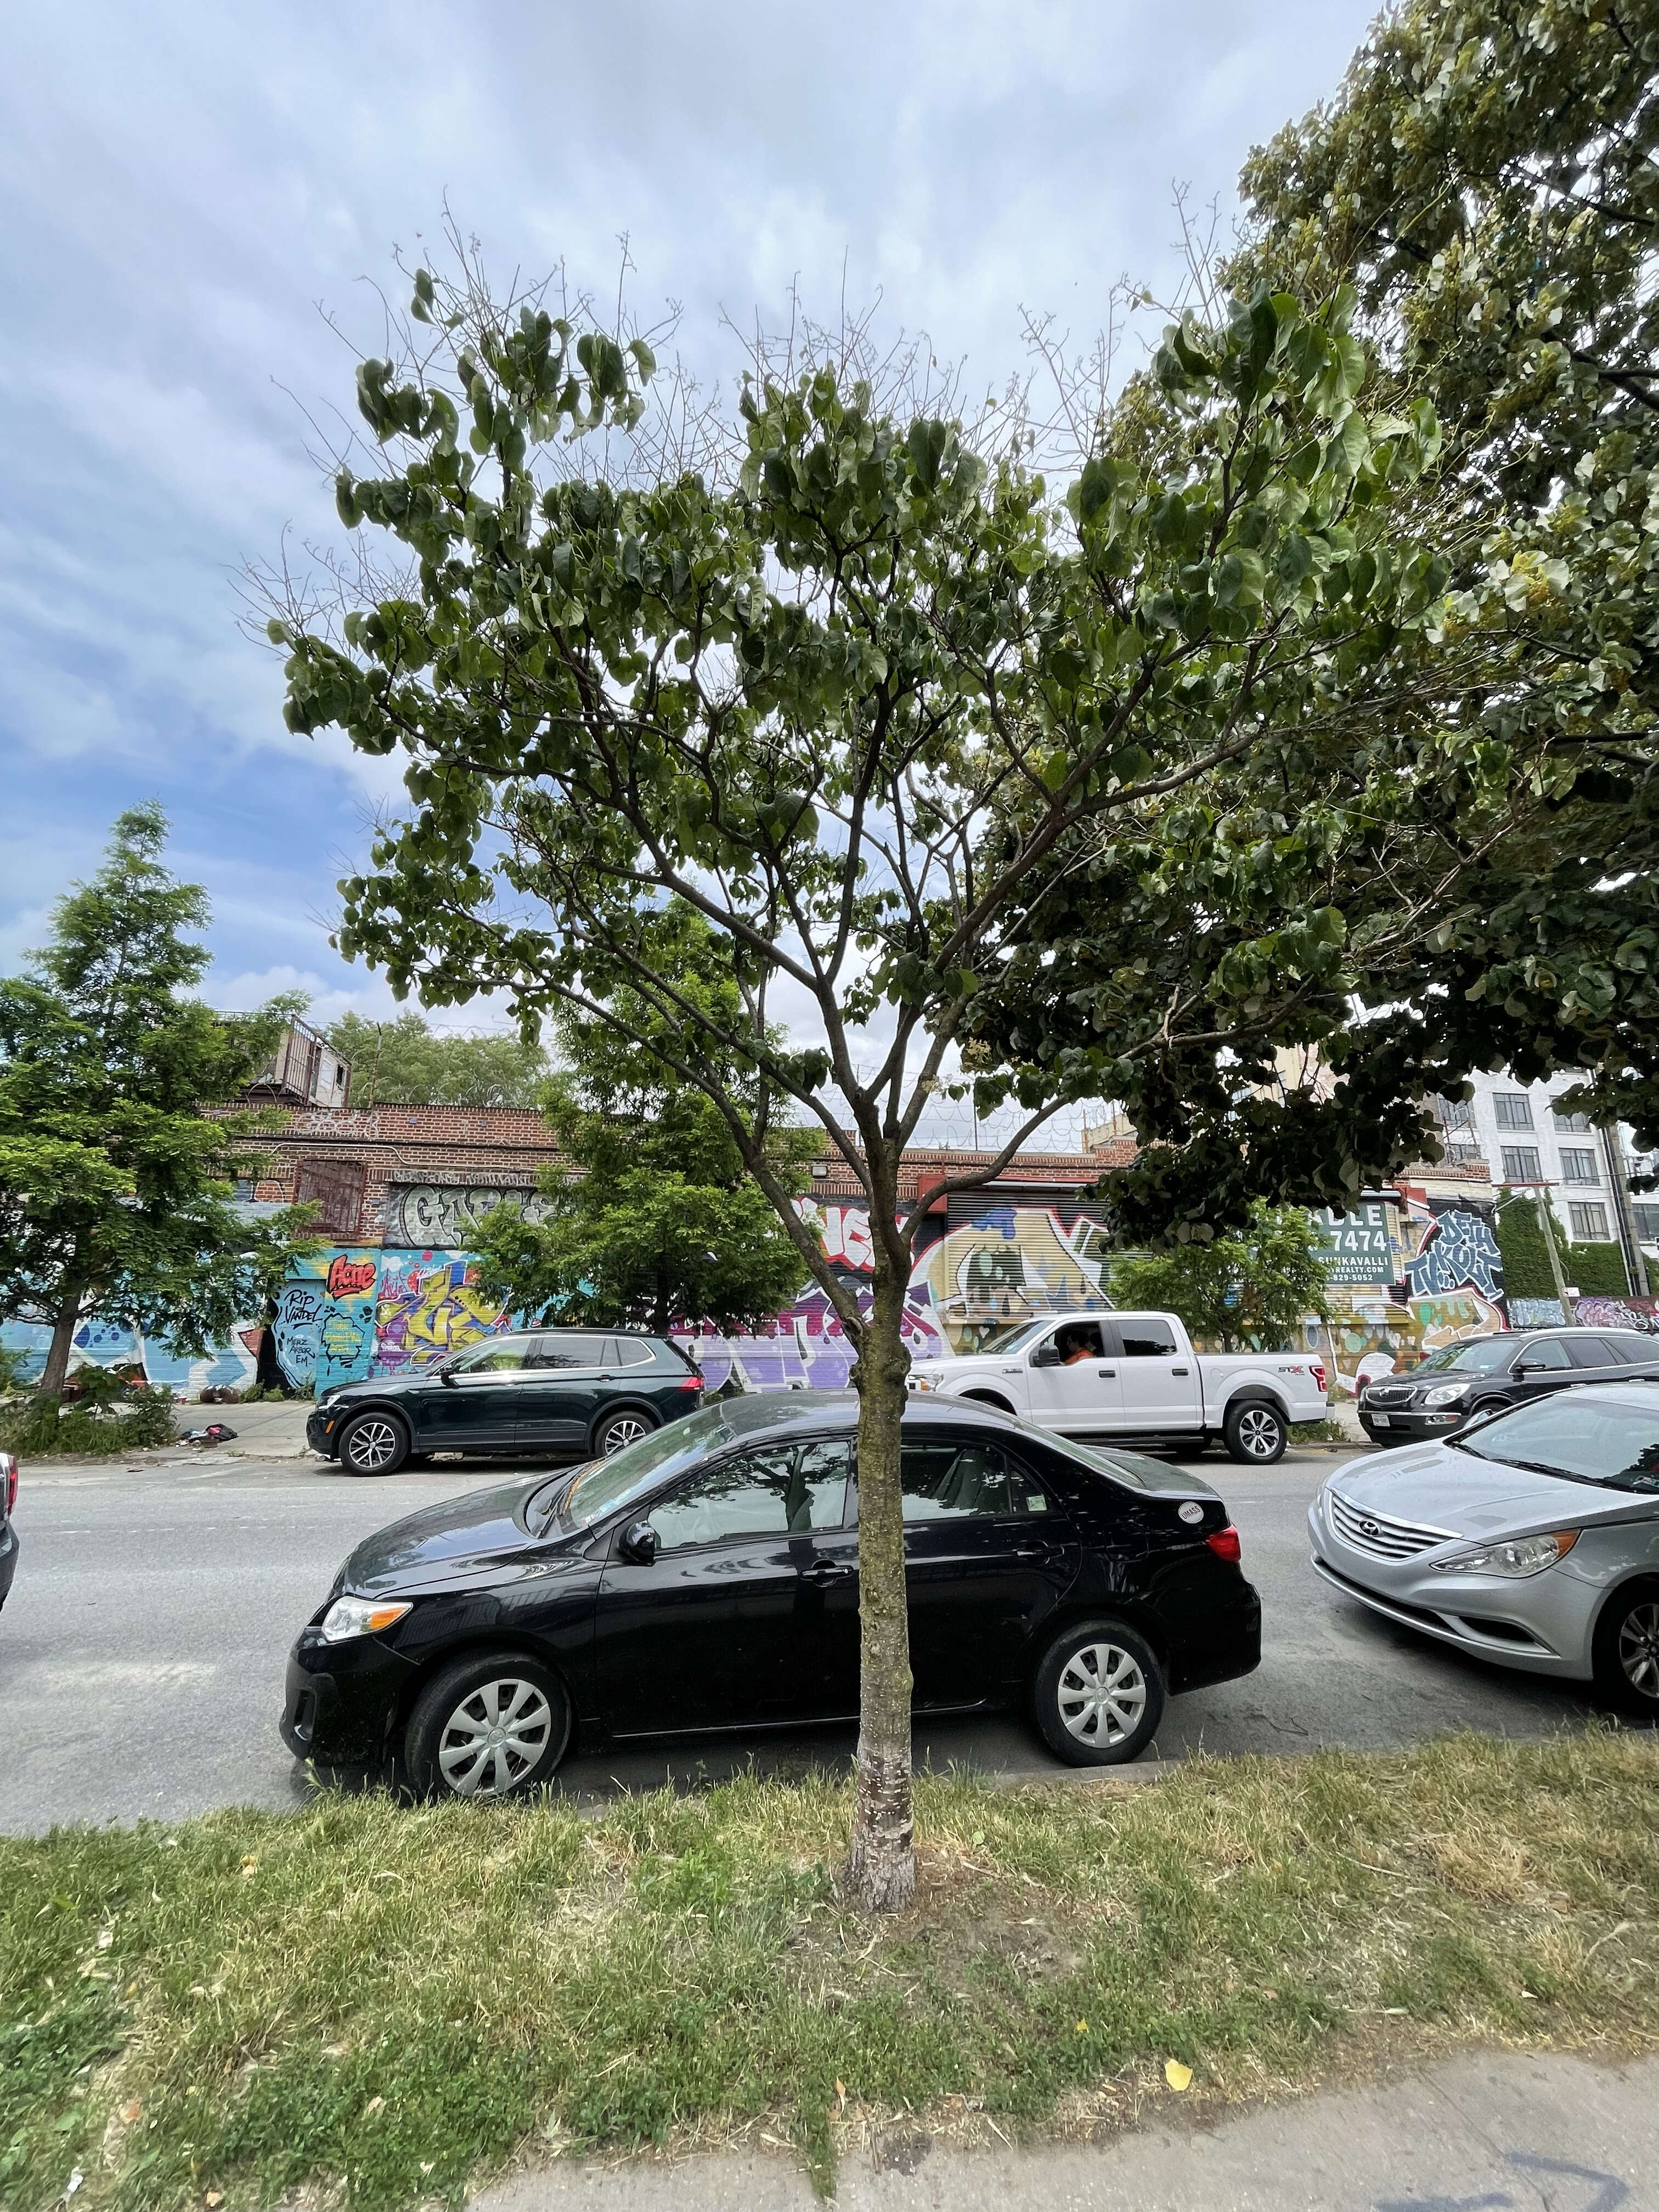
[[1357, 1325, 1659, 1444], [307, 1329, 704, 1474]]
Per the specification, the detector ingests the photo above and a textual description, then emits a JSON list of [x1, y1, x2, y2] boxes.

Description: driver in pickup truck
[[1058, 1324, 1100, 1365]]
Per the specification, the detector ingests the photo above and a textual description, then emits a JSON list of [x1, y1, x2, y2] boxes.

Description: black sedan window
[[1411, 1336, 1514, 1374], [1567, 1335, 1620, 1368], [528, 1333, 606, 1370], [1517, 1338, 1573, 1369], [900, 1441, 1049, 1521], [650, 1442, 851, 1549], [1454, 1394, 1659, 1489]]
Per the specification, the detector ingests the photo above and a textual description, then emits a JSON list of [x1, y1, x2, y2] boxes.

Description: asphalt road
[[0, 1444, 1616, 1836]]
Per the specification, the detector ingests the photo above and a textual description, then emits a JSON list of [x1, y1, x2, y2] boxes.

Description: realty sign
[[1314, 1201, 1397, 1285]]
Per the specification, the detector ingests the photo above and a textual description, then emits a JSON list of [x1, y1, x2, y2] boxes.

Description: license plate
[[1370, 1412, 1391, 1427]]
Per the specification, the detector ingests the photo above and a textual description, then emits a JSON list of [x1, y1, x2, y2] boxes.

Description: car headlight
[[1421, 1384, 1469, 1407], [319, 1595, 412, 1643], [910, 1373, 943, 1392], [1431, 1529, 1579, 1579]]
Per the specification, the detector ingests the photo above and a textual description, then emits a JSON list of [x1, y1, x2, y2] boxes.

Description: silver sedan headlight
[[1431, 1530, 1580, 1579]]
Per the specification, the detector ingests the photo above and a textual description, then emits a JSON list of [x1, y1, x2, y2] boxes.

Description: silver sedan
[[1308, 1381, 1659, 1716]]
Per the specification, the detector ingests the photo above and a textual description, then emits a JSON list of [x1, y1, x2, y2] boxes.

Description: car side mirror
[[439, 1366, 458, 1387], [1513, 1359, 1542, 1375], [619, 1519, 658, 1565], [1030, 1344, 1062, 1368]]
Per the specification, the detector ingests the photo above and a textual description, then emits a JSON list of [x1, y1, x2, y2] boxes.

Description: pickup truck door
[[1023, 1319, 1125, 1434], [1111, 1316, 1203, 1431]]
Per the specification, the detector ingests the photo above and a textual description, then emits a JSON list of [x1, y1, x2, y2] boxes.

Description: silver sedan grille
[[1327, 1488, 1455, 1559]]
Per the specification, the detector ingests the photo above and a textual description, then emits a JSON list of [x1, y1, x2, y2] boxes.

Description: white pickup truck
[[907, 1311, 1327, 1463]]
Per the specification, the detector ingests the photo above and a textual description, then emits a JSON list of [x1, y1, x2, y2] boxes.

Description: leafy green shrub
[[0, 1382, 176, 1459], [1567, 1242, 1630, 1297]]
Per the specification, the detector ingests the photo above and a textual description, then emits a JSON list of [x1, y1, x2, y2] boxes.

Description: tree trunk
[[844, 1250, 917, 1914], [36, 1293, 83, 1409]]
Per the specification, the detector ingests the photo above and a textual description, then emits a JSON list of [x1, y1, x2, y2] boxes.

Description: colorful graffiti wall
[[270, 1248, 517, 1395], [1314, 1193, 1507, 1394]]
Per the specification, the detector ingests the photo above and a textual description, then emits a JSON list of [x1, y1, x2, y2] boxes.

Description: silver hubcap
[[437, 1678, 554, 1797], [1057, 1641, 1148, 1746], [1236, 1407, 1281, 1458], [346, 1418, 400, 1470], [602, 1415, 649, 1454], [1618, 1602, 1659, 1702]]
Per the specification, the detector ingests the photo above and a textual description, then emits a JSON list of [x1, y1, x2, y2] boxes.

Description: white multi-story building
[[1445, 1070, 1654, 1293]]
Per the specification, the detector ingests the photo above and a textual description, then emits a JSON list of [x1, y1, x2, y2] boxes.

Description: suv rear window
[[608, 1336, 655, 1367]]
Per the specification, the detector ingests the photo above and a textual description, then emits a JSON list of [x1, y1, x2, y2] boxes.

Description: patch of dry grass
[[2, 1730, 1656, 2211]]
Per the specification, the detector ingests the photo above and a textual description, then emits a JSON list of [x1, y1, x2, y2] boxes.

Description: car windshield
[[1410, 1336, 1514, 1374], [969, 1318, 1063, 1357], [1452, 1392, 1659, 1489], [557, 1406, 735, 1528]]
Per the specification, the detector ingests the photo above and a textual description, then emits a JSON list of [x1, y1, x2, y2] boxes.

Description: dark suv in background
[[1357, 1325, 1659, 1444], [307, 1329, 704, 1474]]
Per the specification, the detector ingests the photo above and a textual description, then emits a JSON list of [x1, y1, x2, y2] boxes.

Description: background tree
[[1105, 1204, 1331, 1353], [472, 905, 816, 1334], [0, 806, 315, 1419], [272, 250, 1464, 1909], [325, 1009, 548, 1107]]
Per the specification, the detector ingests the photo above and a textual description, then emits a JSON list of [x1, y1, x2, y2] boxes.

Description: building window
[[232, 1176, 256, 1202], [1500, 1146, 1543, 1183], [1493, 1092, 1534, 1131], [1559, 1148, 1599, 1185], [1553, 1108, 1593, 1133], [1569, 1202, 1611, 1240], [294, 1160, 367, 1240], [1429, 1094, 1474, 1133], [1634, 1204, 1659, 1243]]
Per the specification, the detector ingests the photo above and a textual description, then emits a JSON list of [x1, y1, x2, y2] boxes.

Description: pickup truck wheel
[[1031, 1619, 1165, 1765], [1223, 1399, 1286, 1465]]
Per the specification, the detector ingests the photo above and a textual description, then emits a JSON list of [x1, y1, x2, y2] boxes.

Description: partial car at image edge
[[1310, 1379, 1659, 1717], [0, 1449, 17, 1613], [280, 1391, 1261, 1798]]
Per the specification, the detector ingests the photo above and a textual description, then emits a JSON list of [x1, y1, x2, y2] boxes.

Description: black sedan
[[280, 1392, 1260, 1793], [1357, 1325, 1659, 1446], [306, 1328, 705, 1473]]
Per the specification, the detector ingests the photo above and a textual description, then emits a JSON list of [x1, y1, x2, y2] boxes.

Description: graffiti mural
[[265, 1247, 517, 1393], [917, 1205, 1111, 1350], [1319, 1191, 1508, 1395], [374, 1251, 514, 1372], [0, 1314, 261, 1397], [385, 1186, 556, 1248]]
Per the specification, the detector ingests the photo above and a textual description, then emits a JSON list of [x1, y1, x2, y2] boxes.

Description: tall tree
[[0, 807, 314, 1409], [273, 255, 1466, 1909], [326, 1009, 548, 1107], [1215, 0, 1659, 1153], [472, 904, 816, 1334]]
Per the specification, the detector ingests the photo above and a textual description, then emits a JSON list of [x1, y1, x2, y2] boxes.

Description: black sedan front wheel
[[1031, 1618, 1165, 1765], [1594, 1578, 1659, 1719], [405, 1652, 571, 1799], [338, 1411, 409, 1476]]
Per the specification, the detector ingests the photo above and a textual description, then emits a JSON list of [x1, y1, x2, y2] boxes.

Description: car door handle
[[803, 1558, 854, 1581], [1172, 1365, 1189, 1375], [1097, 1367, 1116, 1378], [1012, 1542, 1064, 1560]]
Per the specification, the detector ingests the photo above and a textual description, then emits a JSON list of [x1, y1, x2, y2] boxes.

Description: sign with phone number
[[1315, 1204, 1397, 1285]]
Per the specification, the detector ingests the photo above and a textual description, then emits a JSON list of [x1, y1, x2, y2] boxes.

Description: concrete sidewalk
[[475, 2050, 1658, 2210]]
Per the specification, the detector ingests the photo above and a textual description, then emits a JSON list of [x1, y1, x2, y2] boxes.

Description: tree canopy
[[0, 806, 315, 1408], [471, 905, 816, 1334], [325, 1010, 549, 1107], [1107, 1205, 1333, 1354]]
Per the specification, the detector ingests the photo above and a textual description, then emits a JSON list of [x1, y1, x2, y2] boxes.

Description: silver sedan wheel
[[1234, 1406, 1282, 1459], [343, 1417, 402, 1472], [600, 1413, 651, 1454], [1618, 1601, 1659, 1703], [1056, 1641, 1148, 1747], [437, 1677, 554, 1797]]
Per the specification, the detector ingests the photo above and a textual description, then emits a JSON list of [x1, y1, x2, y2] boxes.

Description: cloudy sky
[[1, 0, 1378, 1062]]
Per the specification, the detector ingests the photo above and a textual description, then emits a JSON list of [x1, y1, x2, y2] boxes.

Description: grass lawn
[[3, 1732, 1657, 2209]]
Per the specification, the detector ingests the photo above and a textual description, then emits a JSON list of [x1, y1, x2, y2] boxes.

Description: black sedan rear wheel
[[338, 1411, 409, 1476], [405, 1651, 571, 1799], [1594, 1578, 1659, 1719], [1031, 1618, 1165, 1765]]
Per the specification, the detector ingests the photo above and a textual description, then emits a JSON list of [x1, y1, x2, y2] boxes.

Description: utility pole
[[1600, 1123, 1651, 1298], [1534, 1182, 1576, 1321]]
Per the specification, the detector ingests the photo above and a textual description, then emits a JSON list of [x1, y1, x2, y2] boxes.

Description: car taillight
[[675, 1378, 703, 1395], [1, 1452, 16, 1515], [1205, 1524, 1242, 1563], [1311, 1362, 1327, 1395]]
